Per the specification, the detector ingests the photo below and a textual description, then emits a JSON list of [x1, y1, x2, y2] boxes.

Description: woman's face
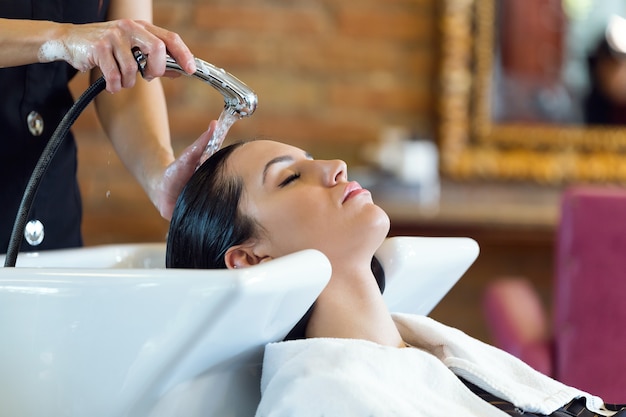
[[226, 140, 390, 264]]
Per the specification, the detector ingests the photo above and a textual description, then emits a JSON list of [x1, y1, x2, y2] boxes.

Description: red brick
[[193, 4, 330, 35], [336, 7, 433, 41]]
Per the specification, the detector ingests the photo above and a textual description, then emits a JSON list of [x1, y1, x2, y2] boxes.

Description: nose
[[319, 159, 347, 186]]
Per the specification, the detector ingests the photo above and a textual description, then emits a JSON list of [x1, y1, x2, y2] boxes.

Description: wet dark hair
[[166, 142, 254, 269], [166, 140, 385, 339]]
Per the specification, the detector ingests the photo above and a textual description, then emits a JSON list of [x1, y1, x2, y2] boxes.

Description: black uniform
[[0, 0, 110, 253]]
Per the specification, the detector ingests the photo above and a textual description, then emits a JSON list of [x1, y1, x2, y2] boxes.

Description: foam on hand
[[38, 40, 70, 63]]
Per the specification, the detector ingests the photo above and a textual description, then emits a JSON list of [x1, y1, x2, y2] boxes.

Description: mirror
[[495, 1, 626, 126], [438, 0, 626, 183]]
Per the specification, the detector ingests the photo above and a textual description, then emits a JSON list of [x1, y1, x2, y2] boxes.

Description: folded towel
[[256, 314, 612, 417]]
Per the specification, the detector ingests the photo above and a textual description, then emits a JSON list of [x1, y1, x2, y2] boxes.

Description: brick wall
[[71, 0, 439, 245]]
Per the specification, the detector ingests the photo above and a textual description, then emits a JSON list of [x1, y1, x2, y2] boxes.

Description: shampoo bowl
[[0, 236, 478, 417]]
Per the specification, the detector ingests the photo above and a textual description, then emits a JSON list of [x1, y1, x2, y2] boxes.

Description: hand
[[154, 121, 217, 220], [40, 19, 196, 93]]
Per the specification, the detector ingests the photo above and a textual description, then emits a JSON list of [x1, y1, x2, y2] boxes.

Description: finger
[[113, 45, 139, 88], [145, 24, 196, 74], [93, 20, 141, 90], [187, 121, 218, 161], [133, 36, 167, 80], [97, 49, 123, 93], [157, 122, 218, 219], [199, 120, 218, 151], [92, 23, 136, 91]]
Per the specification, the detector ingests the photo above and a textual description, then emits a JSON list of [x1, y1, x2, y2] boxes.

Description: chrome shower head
[[132, 48, 257, 118], [166, 56, 258, 118]]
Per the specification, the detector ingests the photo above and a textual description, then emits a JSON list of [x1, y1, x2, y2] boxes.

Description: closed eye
[[279, 173, 301, 187]]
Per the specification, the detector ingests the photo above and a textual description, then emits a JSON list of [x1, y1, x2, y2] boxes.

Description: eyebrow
[[262, 152, 313, 184]]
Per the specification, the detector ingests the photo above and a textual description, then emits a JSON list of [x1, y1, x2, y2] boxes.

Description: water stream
[[199, 109, 239, 165]]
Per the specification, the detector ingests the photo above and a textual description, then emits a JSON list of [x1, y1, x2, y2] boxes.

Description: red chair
[[483, 186, 626, 403]]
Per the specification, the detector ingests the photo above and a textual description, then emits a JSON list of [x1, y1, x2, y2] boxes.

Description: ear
[[224, 240, 273, 269]]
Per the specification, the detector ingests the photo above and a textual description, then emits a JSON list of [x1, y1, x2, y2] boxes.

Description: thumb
[[189, 120, 218, 162], [174, 120, 218, 171], [197, 120, 220, 165]]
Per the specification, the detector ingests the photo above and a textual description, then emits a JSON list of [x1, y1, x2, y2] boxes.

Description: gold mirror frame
[[438, 0, 626, 184]]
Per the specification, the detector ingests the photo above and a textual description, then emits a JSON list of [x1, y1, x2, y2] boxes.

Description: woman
[[167, 138, 625, 417], [1, 0, 211, 253]]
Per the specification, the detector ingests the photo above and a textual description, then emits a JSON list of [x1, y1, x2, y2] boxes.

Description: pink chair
[[483, 186, 626, 403]]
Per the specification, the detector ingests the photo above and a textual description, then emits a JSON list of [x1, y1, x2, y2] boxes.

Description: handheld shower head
[[166, 56, 258, 118], [132, 48, 257, 118]]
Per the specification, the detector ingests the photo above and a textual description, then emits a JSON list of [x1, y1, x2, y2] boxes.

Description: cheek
[[281, 205, 389, 254], [254, 193, 389, 256], [265, 209, 325, 242], [258, 206, 334, 255]]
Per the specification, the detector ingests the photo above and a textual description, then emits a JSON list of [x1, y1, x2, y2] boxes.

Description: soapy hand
[[38, 19, 196, 93], [154, 121, 217, 220]]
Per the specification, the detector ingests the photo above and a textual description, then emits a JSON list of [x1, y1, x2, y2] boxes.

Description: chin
[[369, 206, 391, 236], [358, 209, 391, 252]]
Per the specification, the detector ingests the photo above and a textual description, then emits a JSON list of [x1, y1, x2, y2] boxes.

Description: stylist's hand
[[154, 120, 217, 220], [41, 19, 196, 93]]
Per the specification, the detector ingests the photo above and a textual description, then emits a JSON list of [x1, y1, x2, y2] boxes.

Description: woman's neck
[[305, 264, 404, 348]]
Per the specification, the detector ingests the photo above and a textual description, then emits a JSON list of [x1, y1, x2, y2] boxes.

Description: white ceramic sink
[[0, 236, 478, 416]]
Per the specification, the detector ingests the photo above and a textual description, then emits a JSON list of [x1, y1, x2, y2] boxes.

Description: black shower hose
[[4, 76, 107, 267]]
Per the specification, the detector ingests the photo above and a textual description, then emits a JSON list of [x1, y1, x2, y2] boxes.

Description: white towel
[[256, 314, 612, 417]]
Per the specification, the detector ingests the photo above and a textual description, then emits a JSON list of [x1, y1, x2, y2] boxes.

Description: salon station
[[2, 0, 625, 415]]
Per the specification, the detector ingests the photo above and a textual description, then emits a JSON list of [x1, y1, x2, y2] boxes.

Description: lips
[[342, 181, 368, 204]]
